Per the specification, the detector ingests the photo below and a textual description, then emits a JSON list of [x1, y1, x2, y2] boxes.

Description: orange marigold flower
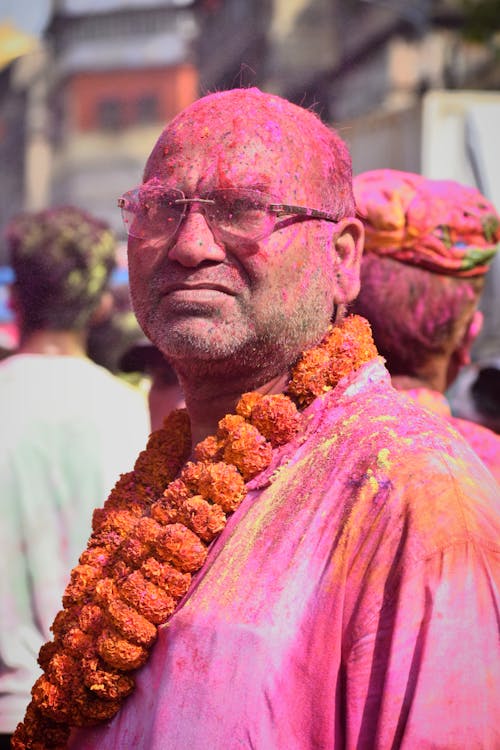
[[222, 422, 273, 481], [11, 700, 70, 748], [179, 462, 205, 492], [110, 559, 133, 585], [323, 315, 378, 386], [78, 604, 105, 635], [37, 641, 59, 671], [134, 446, 178, 495], [194, 434, 222, 462], [79, 546, 111, 570], [155, 523, 208, 573], [31, 675, 71, 723], [45, 652, 79, 691], [288, 346, 332, 407], [95, 576, 117, 599], [106, 596, 157, 648], [61, 627, 95, 660], [217, 413, 245, 439], [140, 558, 191, 599], [62, 564, 103, 608], [97, 628, 148, 671], [73, 692, 122, 726], [249, 394, 300, 447], [119, 516, 163, 566], [106, 472, 155, 512], [81, 657, 135, 701], [120, 570, 177, 625], [91, 508, 141, 537], [235, 391, 263, 419], [196, 462, 246, 512], [151, 478, 190, 526], [87, 528, 123, 553], [118, 536, 150, 568], [51, 606, 81, 639], [172, 495, 227, 543]]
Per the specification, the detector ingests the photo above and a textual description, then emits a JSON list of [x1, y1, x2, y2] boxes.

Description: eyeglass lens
[[121, 188, 276, 242]]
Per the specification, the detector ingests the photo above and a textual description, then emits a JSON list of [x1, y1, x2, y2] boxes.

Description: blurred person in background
[[352, 168, 500, 483], [447, 356, 500, 434], [0, 206, 150, 747], [87, 282, 185, 430], [119, 337, 185, 431]]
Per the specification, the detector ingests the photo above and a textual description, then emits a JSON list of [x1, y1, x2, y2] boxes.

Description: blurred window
[[97, 98, 124, 130], [136, 94, 159, 124]]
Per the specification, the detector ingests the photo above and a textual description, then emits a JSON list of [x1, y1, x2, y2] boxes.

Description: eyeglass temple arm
[[269, 203, 340, 222]]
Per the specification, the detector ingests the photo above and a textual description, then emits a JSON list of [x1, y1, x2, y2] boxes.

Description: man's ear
[[457, 309, 484, 367], [331, 217, 364, 304]]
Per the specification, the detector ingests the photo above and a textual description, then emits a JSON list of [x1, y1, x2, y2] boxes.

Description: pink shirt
[[71, 359, 500, 749], [402, 386, 500, 484]]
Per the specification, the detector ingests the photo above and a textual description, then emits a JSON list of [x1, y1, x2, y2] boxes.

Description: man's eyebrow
[[233, 182, 272, 193]]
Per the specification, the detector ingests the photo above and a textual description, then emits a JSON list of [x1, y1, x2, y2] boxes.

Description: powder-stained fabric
[[70, 358, 500, 750], [400, 386, 500, 485]]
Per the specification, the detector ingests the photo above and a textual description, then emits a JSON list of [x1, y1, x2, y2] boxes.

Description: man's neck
[[181, 370, 290, 448], [18, 330, 87, 358]]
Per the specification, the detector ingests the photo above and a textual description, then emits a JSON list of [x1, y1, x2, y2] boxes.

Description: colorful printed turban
[[354, 169, 500, 277]]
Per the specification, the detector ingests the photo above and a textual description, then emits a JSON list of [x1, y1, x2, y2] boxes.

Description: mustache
[[155, 261, 250, 294]]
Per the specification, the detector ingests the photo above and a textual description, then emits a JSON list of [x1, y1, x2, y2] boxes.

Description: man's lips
[[162, 282, 240, 296]]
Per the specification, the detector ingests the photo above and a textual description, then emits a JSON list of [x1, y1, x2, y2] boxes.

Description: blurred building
[[197, 0, 500, 172], [45, 0, 199, 234]]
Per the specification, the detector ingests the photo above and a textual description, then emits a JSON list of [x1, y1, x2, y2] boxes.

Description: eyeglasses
[[117, 186, 340, 245]]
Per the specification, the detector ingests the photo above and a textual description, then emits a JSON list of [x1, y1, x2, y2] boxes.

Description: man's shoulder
[[305, 359, 500, 552]]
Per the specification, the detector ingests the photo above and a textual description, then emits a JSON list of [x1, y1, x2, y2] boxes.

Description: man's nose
[[167, 208, 226, 267]]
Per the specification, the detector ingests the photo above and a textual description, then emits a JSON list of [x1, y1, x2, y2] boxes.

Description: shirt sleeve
[[344, 539, 500, 749]]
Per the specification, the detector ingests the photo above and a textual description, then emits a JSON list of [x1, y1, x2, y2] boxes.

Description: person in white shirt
[[0, 206, 150, 746]]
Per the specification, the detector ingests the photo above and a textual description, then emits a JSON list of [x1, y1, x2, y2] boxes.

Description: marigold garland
[[11, 315, 377, 749]]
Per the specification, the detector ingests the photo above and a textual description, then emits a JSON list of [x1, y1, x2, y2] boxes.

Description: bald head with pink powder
[[144, 88, 355, 221]]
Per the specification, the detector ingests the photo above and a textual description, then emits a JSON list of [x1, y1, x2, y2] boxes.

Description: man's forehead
[[144, 92, 323, 194]]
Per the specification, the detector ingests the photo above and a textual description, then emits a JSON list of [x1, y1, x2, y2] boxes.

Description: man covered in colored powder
[[0, 207, 150, 747], [12, 90, 500, 750], [352, 168, 500, 484]]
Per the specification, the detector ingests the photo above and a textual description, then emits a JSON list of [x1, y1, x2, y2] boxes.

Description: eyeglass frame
[[117, 186, 342, 243]]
